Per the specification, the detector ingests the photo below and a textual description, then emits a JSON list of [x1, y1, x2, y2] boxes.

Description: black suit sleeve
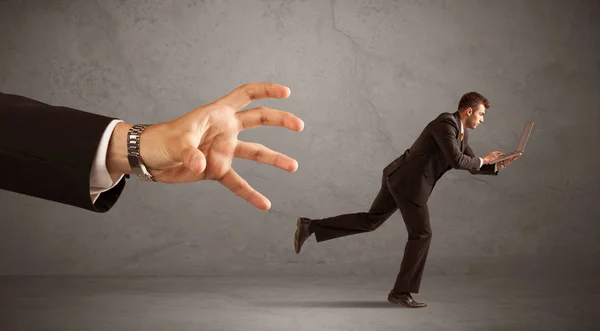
[[0, 92, 126, 212], [464, 143, 498, 176], [431, 117, 481, 171]]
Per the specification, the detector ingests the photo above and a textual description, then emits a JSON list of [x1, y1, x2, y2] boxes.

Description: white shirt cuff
[[90, 119, 124, 204], [479, 157, 483, 169]]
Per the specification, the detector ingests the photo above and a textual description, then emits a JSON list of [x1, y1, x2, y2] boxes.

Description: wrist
[[106, 122, 134, 175]]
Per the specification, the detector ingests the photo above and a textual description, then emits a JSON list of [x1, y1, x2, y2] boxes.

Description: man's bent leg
[[310, 173, 399, 242]]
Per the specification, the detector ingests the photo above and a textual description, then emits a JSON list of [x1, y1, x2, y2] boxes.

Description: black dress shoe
[[387, 290, 427, 308], [294, 217, 312, 254]]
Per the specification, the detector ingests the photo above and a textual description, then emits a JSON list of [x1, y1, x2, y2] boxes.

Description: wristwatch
[[127, 124, 155, 182]]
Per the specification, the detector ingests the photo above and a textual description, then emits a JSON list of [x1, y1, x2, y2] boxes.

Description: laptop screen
[[517, 122, 534, 152]]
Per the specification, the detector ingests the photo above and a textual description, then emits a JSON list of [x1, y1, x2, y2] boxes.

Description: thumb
[[181, 147, 207, 173]]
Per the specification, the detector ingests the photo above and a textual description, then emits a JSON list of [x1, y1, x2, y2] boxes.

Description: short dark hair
[[458, 92, 490, 111]]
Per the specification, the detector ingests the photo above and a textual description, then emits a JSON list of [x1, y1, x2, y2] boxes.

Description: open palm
[[140, 83, 304, 210]]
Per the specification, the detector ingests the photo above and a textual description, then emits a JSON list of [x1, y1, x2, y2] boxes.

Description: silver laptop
[[489, 122, 534, 164]]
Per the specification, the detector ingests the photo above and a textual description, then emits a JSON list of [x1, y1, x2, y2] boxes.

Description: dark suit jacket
[[383, 111, 497, 206], [0, 92, 126, 212]]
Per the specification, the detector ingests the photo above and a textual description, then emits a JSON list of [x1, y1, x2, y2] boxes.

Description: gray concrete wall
[[0, 0, 598, 277]]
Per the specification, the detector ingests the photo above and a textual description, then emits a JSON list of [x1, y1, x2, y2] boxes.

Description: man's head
[[457, 92, 490, 129]]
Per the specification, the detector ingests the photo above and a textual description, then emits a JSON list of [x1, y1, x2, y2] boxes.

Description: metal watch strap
[[127, 124, 155, 182]]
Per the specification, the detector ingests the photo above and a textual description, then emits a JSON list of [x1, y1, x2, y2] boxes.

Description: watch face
[[137, 173, 155, 182], [138, 164, 155, 181]]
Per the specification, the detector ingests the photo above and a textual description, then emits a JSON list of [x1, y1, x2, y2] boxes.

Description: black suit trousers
[[311, 173, 432, 293]]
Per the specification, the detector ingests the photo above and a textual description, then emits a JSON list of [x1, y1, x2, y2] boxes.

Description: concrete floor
[[0, 275, 597, 331]]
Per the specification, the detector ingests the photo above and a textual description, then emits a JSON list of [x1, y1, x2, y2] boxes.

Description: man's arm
[[2, 83, 304, 212], [464, 143, 498, 176], [0, 92, 126, 212], [431, 117, 482, 171]]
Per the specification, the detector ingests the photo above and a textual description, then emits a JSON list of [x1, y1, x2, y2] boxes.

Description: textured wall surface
[[0, 0, 598, 276]]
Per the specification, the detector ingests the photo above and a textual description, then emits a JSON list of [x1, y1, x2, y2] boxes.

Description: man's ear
[[466, 107, 473, 116]]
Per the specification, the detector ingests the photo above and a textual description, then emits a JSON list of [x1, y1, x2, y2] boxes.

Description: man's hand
[[499, 154, 520, 169], [482, 151, 504, 164], [107, 82, 304, 211]]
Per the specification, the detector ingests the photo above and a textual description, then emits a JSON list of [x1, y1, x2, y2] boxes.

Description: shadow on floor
[[253, 300, 407, 308]]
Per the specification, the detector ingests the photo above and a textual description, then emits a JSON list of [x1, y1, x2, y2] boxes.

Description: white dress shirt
[[89, 119, 124, 203], [460, 121, 484, 169]]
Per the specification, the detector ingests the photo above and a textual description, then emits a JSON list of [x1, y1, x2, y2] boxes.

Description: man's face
[[466, 104, 485, 129]]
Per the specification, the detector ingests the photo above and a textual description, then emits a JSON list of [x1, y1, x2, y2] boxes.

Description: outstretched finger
[[218, 168, 271, 210], [217, 82, 291, 111], [236, 107, 304, 131], [235, 141, 298, 172]]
